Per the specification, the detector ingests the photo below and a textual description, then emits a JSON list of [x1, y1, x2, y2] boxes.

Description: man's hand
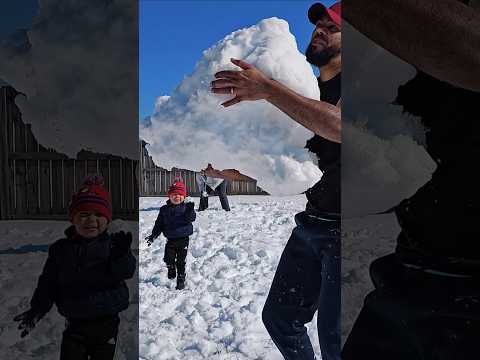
[[145, 234, 155, 247], [211, 58, 274, 107], [212, 58, 341, 142], [13, 309, 40, 338]]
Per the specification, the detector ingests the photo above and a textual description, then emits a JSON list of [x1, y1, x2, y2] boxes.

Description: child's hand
[[111, 231, 133, 257], [145, 234, 155, 246], [13, 309, 40, 338]]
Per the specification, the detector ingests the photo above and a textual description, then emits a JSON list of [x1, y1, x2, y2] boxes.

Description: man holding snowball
[[211, 2, 341, 359]]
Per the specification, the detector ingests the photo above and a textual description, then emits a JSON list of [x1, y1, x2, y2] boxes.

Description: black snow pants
[[60, 315, 119, 360], [164, 237, 189, 276], [342, 254, 480, 360]]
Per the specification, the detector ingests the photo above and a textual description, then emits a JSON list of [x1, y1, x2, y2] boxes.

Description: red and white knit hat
[[68, 175, 112, 223], [167, 178, 187, 197]]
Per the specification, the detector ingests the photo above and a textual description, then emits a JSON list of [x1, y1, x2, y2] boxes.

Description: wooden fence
[[0, 86, 138, 220], [140, 167, 263, 197], [0, 85, 268, 220], [139, 141, 266, 197]]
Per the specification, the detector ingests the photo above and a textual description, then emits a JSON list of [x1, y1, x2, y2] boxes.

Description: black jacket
[[30, 226, 136, 320], [151, 201, 196, 240]]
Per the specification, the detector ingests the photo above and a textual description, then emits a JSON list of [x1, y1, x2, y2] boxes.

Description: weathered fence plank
[[1, 86, 138, 220]]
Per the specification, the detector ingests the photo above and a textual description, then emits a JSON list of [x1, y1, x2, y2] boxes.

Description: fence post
[[0, 87, 13, 219]]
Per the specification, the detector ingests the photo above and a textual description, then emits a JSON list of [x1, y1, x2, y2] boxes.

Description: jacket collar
[[65, 225, 109, 243], [166, 200, 184, 207]]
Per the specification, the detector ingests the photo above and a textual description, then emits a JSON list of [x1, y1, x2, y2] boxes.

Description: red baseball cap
[[308, 2, 342, 27]]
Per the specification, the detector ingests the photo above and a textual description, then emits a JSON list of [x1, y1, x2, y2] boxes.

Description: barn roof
[[201, 164, 256, 182]]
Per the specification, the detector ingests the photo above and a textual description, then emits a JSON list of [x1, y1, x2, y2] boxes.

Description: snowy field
[[139, 195, 323, 360], [0, 197, 400, 359], [0, 220, 139, 359]]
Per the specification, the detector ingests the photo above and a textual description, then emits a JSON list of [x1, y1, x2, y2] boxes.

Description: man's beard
[[305, 43, 340, 67]]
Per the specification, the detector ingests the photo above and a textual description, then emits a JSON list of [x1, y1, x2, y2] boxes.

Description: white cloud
[[0, 0, 138, 159], [141, 18, 322, 195]]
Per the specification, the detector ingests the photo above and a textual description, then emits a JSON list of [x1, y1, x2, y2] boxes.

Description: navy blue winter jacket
[[30, 226, 136, 321], [151, 200, 196, 240]]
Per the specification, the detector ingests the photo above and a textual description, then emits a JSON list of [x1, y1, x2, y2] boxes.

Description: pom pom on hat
[[82, 174, 105, 186], [168, 178, 187, 197]]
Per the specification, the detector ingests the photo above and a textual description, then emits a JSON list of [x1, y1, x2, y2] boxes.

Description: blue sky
[[0, 0, 38, 86], [140, 0, 335, 121], [0, 1, 38, 40], [1, 0, 337, 121]]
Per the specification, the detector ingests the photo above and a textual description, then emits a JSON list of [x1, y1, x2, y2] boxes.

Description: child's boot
[[176, 274, 185, 290], [167, 265, 176, 279]]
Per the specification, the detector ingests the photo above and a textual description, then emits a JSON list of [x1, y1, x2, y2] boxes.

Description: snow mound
[[140, 18, 321, 196], [0, 0, 138, 159]]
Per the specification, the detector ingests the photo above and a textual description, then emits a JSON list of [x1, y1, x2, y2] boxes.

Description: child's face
[[72, 211, 109, 238], [169, 193, 185, 205]]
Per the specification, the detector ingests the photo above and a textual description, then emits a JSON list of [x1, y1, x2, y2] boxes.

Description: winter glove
[[145, 234, 155, 247], [186, 202, 195, 211], [110, 231, 133, 257], [13, 309, 41, 338]]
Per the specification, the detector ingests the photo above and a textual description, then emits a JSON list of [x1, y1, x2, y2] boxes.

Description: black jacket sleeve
[[109, 232, 136, 281], [29, 244, 58, 320], [151, 209, 164, 238], [109, 250, 136, 282]]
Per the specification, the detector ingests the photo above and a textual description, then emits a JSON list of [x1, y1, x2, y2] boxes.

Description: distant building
[[140, 141, 268, 196]]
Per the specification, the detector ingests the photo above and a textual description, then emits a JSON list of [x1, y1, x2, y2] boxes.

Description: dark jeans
[[342, 254, 480, 360], [164, 237, 189, 276], [262, 211, 340, 360], [60, 315, 119, 360], [198, 180, 230, 211]]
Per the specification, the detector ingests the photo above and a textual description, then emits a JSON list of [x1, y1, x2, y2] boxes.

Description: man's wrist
[[265, 78, 295, 106], [264, 78, 281, 102]]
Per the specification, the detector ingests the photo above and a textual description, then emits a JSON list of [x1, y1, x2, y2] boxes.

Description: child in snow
[[145, 179, 196, 290], [13, 175, 136, 360]]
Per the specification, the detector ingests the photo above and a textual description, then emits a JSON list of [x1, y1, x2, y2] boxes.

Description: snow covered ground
[[139, 195, 323, 360], [0, 220, 139, 359], [0, 196, 400, 359]]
